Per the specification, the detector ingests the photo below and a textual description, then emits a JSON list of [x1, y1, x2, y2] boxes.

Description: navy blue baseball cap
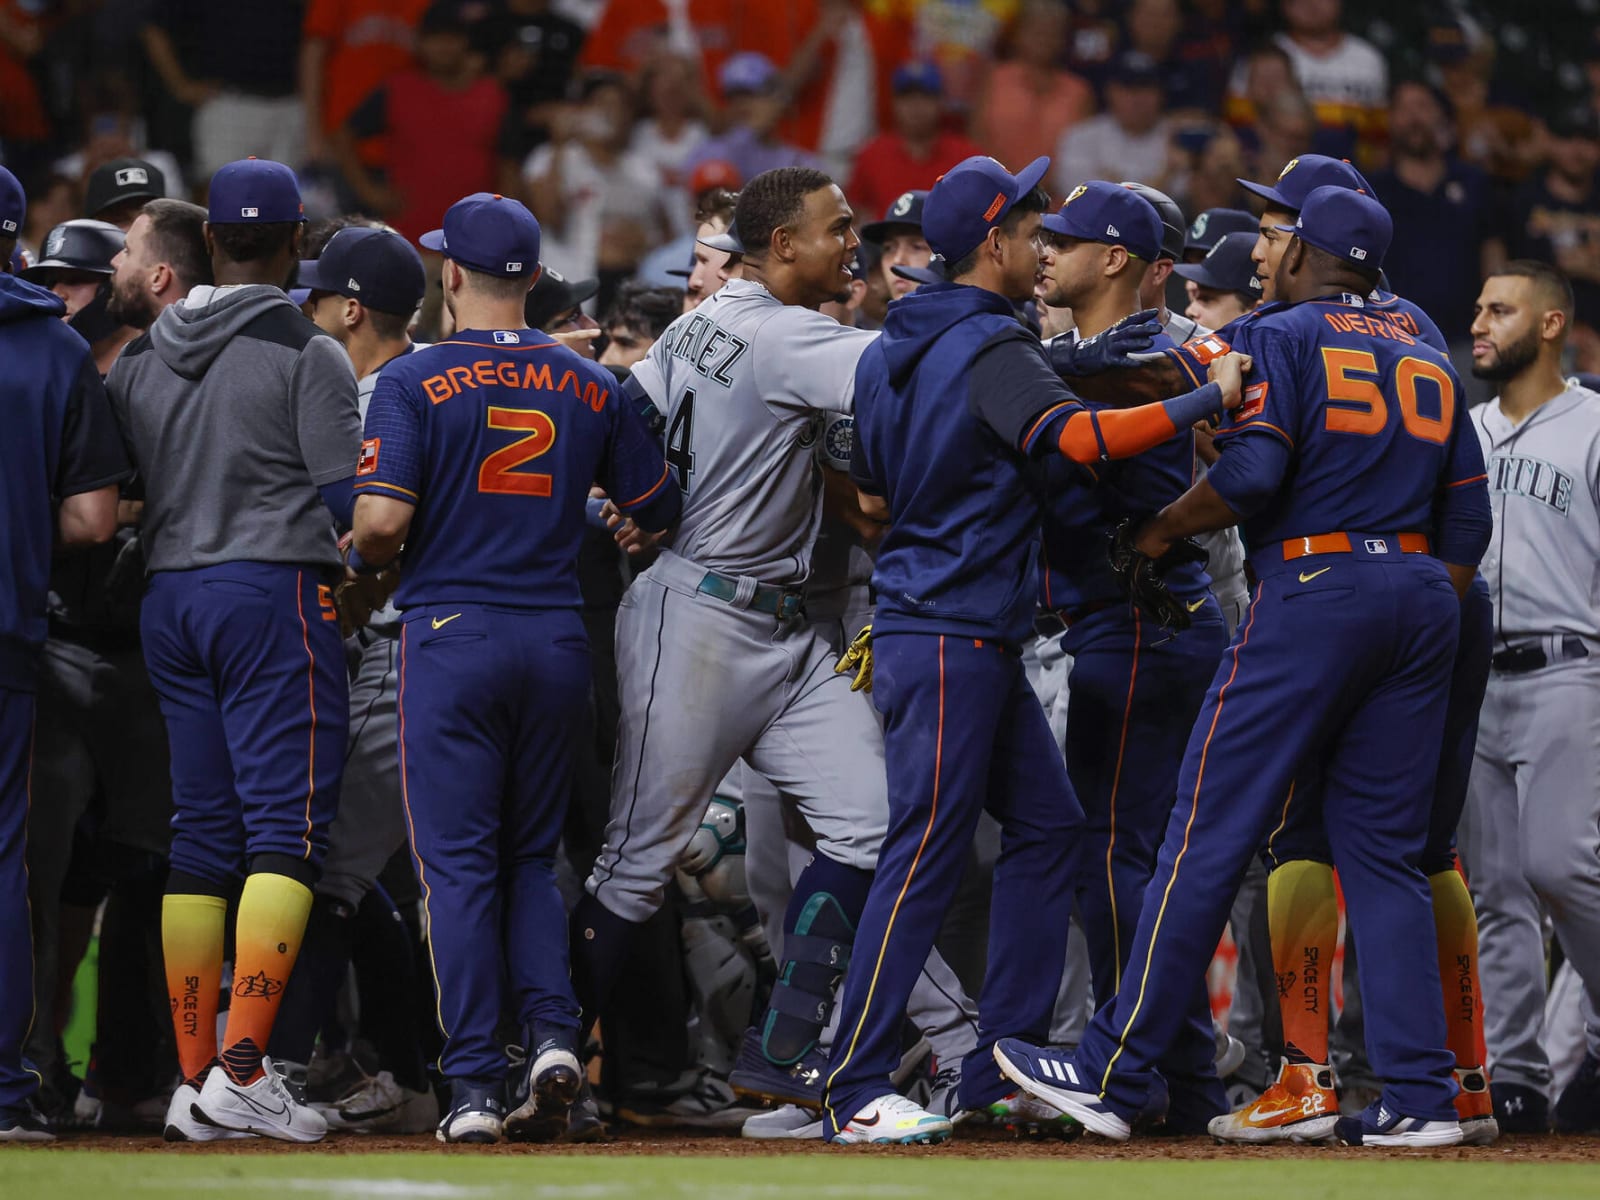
[[892, 60, 944, 95], [420, 192, 541, 278], [298, 226, 426, 315], [208, 157, 304, 224], [861, 190, 928, 243], [1041, 180, 1163, 262], [0, 164, 23, 239], [1276, 185, 1392, 270], [1183, 207, 1257, 256], [1173, 231, 1262, 296], [923, 155, 1050, 263], [1238, 154, 1375, 213]]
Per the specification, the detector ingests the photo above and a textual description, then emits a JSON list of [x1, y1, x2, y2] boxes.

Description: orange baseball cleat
[[1209, 1060, 1339, 1143]]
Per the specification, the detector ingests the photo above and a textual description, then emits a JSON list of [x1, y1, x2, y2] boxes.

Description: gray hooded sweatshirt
[[107, 284, 359, 573]]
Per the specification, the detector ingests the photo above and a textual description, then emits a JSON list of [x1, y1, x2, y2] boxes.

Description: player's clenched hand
[[601, 499, 667, 557], [1208, 351, 1252, 411], [834, 623, 873, 692], [335, 532, 401, 637]]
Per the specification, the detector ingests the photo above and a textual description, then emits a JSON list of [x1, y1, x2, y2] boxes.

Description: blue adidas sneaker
[[1334, 1098, 1463, 1148], [992, 1039, 1131, 1141]]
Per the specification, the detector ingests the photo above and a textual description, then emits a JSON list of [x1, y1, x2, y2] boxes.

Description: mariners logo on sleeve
[[822, 415, 855, 472]]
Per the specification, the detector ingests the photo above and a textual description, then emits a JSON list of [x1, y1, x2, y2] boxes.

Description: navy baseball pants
[[1063, 600, 1229, 1112], [823, 633, 1083, 1136], [0, 688, 37, 1117], [398, 603, 586, 1085], [1265, 580, 1493, 875], [1071, 544, 1461, 1121], [141, 563, 346, 887]]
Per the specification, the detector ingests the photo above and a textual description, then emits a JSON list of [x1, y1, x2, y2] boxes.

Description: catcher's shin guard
[[759, 854, 873, 1065]]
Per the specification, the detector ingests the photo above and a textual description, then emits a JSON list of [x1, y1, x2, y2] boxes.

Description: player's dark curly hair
[[946, 184, 1052, 279], [210, 221, 301, 265], [604, 282, 683, 342], [732, 167, 834, 260], [303, 214, 377, 258], [695, 187, 738, 229]]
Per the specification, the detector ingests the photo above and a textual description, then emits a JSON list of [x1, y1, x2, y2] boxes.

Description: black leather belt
[[1491, 636, 1590, 674]]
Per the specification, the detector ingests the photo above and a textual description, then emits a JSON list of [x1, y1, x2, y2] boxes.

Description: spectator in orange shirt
[[299, 0, 431, 164], [846, 61, 983, 225], [972, 0, 1094, 178]]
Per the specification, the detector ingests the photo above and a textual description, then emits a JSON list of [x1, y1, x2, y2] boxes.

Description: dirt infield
[[41, 1128, 1600, 1163]]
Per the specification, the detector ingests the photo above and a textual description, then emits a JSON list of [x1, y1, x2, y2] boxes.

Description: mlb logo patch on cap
[[208, 158, 305, 225], [115, 166, 149, 187], [418, 192, 542, 280]]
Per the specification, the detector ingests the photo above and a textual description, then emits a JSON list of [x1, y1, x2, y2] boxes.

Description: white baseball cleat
[[164, 1081, 255, 1142], [192, 1057, 328, 1143], [317, 1070, 438, 1135], [832, 1093, 952, 1145]]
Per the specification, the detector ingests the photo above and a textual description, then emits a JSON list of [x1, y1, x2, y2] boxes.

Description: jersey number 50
[[1321, 348, 1453, 444], [479, 406, 556, 496]]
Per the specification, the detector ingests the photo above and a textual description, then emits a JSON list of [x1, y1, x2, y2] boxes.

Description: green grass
[[6, 1152, 1597, 1200]]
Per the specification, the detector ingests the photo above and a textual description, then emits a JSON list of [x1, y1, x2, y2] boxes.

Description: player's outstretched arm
[[1053, 352, 1249, 465]]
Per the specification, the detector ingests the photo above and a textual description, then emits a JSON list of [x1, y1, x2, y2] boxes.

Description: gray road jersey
[[1473, 385, 1600, 642], [630, 280, 878, 585]]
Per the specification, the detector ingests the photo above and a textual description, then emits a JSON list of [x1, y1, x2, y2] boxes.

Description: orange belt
[[1279, 532, 1431, 561]]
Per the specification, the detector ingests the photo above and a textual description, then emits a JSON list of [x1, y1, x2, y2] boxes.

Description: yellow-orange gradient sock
[[1269, 860, 1338, 1064], [162, 893, 226, 1085], [220, 872, 313, 1085], [1430, 868, 1485, 1069]]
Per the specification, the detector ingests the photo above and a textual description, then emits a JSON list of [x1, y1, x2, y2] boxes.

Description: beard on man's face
[[1471, 326, 1541, 381]]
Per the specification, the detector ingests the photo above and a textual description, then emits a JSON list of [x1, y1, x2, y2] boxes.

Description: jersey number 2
[[479, 407, 556, 496], [666, 388, 696, 493], [1321, 348, 1453, 444]]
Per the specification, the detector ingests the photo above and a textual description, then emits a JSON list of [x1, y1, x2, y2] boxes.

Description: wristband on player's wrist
[[345, 544, 395, 574]]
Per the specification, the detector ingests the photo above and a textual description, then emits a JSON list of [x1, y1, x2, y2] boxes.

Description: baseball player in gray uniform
[[1458, 261, 1600, 1135], [572, 167, 892, 1100]]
